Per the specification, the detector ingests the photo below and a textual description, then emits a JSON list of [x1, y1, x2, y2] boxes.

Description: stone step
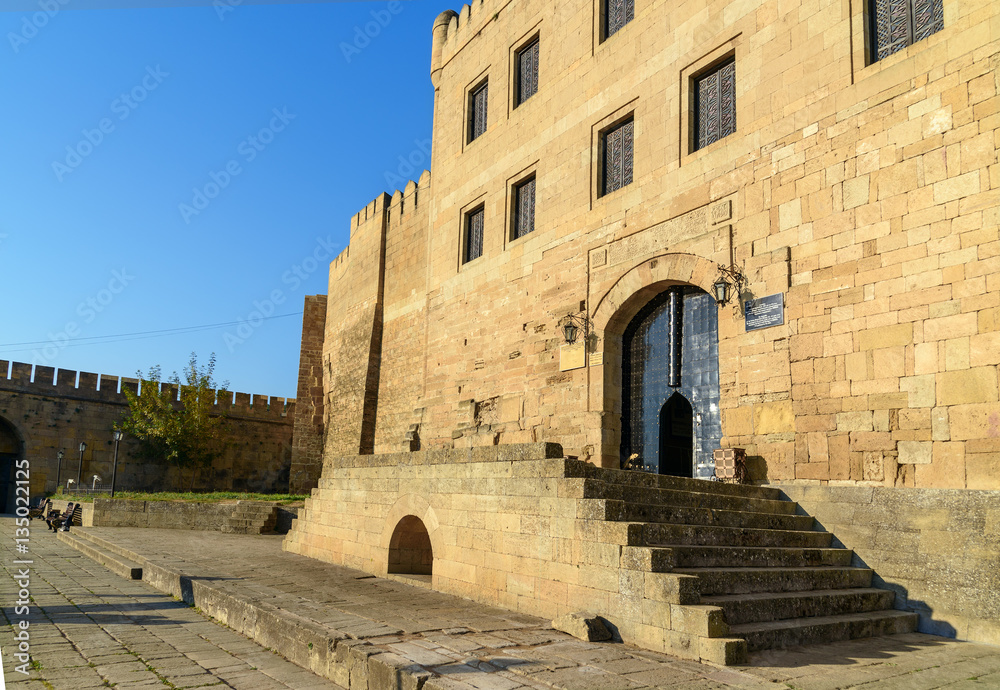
[[673, 566, 874, 595], [667, 545, 853, 569], [596, 499, 813, 531], [643, 523, 833, 548], [729, 610, 919, 652], [703, 588, 897, 625], [57, 531, 142, 580], [563, 459, 783, 501], [581, 479, 797, 515]]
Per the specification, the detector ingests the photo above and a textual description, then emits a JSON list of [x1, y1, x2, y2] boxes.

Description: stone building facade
[[285, 0, 1000, 661], [0, 360, 295, 509]]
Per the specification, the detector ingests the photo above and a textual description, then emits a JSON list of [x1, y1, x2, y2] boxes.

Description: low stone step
[[668, 545, 853, 569], [703, 588, 897, 625], [731, 610, 919, 652], [57, 531, 142, 580], [643, 523, 833, 549], [674, 566, 874, 595], [563, 460, 783, 501], [600, 500, 813, 531], [581, 479, 797, 516]]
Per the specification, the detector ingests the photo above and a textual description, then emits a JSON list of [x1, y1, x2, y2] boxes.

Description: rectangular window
[[694, 59, 736, 152], [468, 81, 489, 143], [515, 39, 539, 108], [512, 176, 536, 240], [601, 118, 633, 197], [464, 206, 484, 263], [605, 0, 634, 39], [870, 0, 943, 62]]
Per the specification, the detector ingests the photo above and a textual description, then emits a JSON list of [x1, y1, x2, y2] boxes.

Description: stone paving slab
[[33, 524, 1000, 689], [0, 518, 345, 689]]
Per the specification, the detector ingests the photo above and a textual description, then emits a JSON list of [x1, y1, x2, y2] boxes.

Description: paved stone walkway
[[0, 518, 343, 689], [21, 523, 1000, 689]]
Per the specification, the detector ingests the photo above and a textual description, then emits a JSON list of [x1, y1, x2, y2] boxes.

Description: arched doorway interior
[[622, 285, 721, 478], [388, 515, 433, 575], [659, 393, 694, 476]]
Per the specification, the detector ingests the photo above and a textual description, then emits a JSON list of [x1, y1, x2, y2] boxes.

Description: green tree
[[118, 353, 230, 491]]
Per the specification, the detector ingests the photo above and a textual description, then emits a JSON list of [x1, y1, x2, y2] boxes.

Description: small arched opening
[[388, 515, 433, 576], [659, 393, 693, 477]]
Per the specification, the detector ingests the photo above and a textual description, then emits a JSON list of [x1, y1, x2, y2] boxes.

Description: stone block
[[837, 410, 873, 432], [859, 324, 913, 351], [901, 375, 936, 408], [843, 175, 870, 209], [754, 400, 794, 434], [936, 368, 998, 406], [897, 441, 932, 465], [551, 611, 612, 642]]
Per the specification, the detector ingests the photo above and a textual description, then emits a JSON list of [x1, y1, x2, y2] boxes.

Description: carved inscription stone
[[603, 207, 710, 270]]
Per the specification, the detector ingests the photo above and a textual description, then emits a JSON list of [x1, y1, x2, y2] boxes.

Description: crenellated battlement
[[0, 359, 294, 420], [432, 0, 502, 75], [348, 171, 431, 235]]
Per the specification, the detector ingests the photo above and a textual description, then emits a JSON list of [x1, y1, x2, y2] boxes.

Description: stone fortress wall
[[285, 0, 1000, 655], [0, 359, 295, 502], [293, 0, 1000, 491]]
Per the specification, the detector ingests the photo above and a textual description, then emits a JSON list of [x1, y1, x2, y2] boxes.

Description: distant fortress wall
[[0, 359, 295, 501]]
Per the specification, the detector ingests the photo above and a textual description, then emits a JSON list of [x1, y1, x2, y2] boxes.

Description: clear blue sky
[[0, 0, 443, 400]]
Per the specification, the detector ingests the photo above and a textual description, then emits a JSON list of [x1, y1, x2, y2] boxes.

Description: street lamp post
[[56, 450, 64, 489], [77, 442, 86, 487], [111, 430, 123, 498]]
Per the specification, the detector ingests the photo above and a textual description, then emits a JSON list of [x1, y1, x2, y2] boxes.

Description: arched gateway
[[621, 286, 722, 478], [0, 416, 23, 513]]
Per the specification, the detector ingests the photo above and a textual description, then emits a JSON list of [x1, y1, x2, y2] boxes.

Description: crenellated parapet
[[0, 359, 294, 421], [431, 1, 503, 82]]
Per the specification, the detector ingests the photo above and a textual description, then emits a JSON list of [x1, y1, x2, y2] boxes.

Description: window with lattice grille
[[464, 206, 484, 263], [515, 39, 539, 108], [870, 0, 943, 62], [694, 59, 736, 152], [604, 0, 634, 39], [601, 118, 633, 197], [512, 176, 536, 240], [468, 81, 488, 143]]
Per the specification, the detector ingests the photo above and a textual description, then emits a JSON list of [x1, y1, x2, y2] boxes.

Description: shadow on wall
[[806, 512, 958, 639]]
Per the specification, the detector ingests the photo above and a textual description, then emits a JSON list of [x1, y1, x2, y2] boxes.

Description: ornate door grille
[[602, 119, 634, 196], [469, 81, 488, 142], [513, 176, 536, 240], [695, 59, 736, 152], [606, 0, 634, 39], [465, 207, 484, 263], [871, 0, 943, 62], [516, 39, 539, 107]]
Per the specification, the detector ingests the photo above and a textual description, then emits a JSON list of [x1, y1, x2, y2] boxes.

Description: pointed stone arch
[[380, 494, 439, 578]]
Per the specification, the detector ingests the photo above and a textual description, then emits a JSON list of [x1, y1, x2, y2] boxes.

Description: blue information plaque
[[744, 293, 785, 332]]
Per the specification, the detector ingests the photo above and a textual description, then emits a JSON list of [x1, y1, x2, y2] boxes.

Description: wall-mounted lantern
[[713, 264, 746, 306]]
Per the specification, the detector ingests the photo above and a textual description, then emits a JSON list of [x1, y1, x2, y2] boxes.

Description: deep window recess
[[464, 206, 485, 263], [694, 59, 736, 152], [605, 0, 634, 39], [601, 118, 634, 197], [469, 81, 489, 142], [870, 0, 943, 62], [512, 176, 536, 240], [515, 39, 540, 107]]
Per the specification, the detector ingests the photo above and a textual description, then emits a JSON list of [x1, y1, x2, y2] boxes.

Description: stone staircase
[[220, 501, 279, 534], [567, 461, 917, 661]]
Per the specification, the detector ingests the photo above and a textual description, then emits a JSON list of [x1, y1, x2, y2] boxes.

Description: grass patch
[[55, 491, 307, 505]]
